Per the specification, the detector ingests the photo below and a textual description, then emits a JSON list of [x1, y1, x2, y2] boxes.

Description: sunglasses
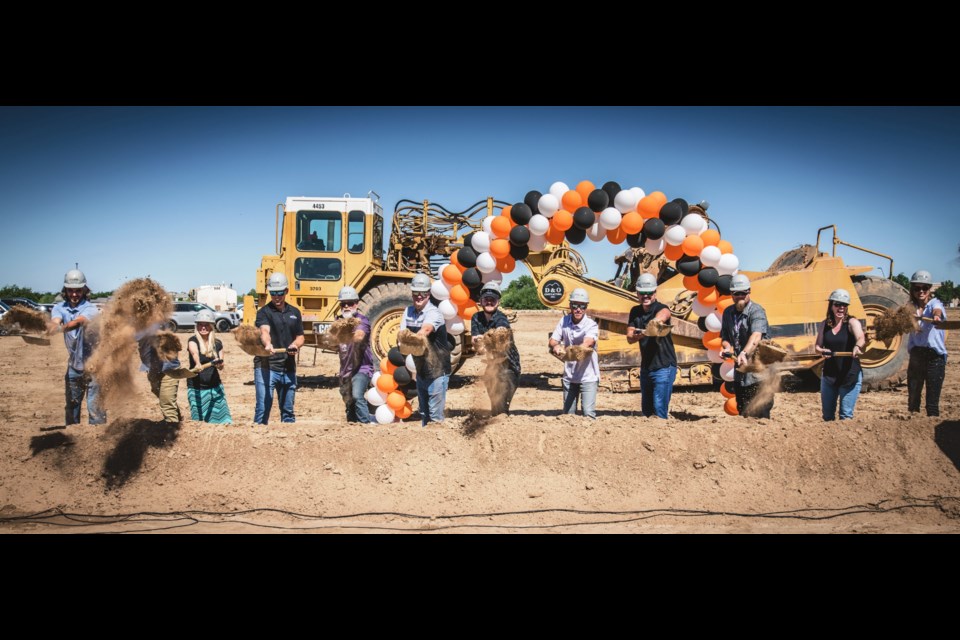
[[480, 296, 499, 304], [831, 302, 849, 308], [731, 291, 750, 297], [269, 290, 286, 296], [912, 285, 931, 292], [340, 300, 358, 307], [570, 303, 587, 310], [412, 291, 430, 298]]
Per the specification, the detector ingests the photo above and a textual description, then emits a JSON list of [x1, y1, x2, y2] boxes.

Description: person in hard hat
[[906, 270, 947, 416], [335, 286, 375, 424], [400, 273, 452, 426], [186, 309, 232, 424], [815, 289, 865, 421], [720, 274, 773, 418], [49, 269, 106, 426], [549, 288, 600, 419], [470, 281, 520, 416], [626, 273, 676, 419], [255, 272, 305, 424], [138, 327, 184, 424]]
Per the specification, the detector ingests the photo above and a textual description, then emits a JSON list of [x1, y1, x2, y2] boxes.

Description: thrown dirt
[[328, 317, 360, 345], [1, 310, 959, 534], [0, 306, 50, 334], [874, 304, 918, 343], [154, 331, 182, 362], [397, 329, 427, 356], [232, 325, 272, 357], [563, 345, 593, 362]]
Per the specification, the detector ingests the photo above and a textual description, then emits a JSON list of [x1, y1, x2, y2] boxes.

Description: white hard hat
[[267, 272, 289, 291], [729, 274, 751, 292], [828, 289, 851, 305], [480, 281, 501, 297], [910, 270, 933, 285], [635, 273, 658, 294], [569, 288, 589, 304], [63, 269, 87, 289], [338, 286, 360, 301], [410, 273, 432, 292], [195, 309, 216, 324]]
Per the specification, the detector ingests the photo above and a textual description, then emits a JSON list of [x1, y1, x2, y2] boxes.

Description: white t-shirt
[[551, 314, 600, 383]]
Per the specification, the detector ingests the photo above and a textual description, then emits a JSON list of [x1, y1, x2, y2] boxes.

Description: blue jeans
[[562, 378, 597, 419], [254, 362, 269, 424], [640, 365, 676, 419], [416, 375, 449, 426], [821, 371, 862, 421], [258, 367, 297, 424], [341, 373, 372, 423], [65, 367, 106, 425]]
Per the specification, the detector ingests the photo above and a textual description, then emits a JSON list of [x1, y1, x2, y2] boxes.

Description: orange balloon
[[496, 255, 516, 273], [717, 239, 734, 255], [381, 358, 398, 375], [561, 190, 582, 212], [683, 275, 702, 292], [442, 264, 462, 286], [575, 180, 595, 205], [396, 402, 413, 420], [377, 373, 397, 394], [546, 224, 567, 245], [682, 234, 704, 257], [450, 251, 461, 268], [702, 331, 722, 351], [637, 195, 659, 219], [700, 229, 721, 247], [553, 209, 574, 231], [449, 284, 470, 304], [490, 238, 511, 259], [387, 390, 406, 411], [621, 211, 643, 235], [649, 191, 668, 207], [664, 243, 684, 261], [461, 305, 478, 322], [697, 287, 719, 306], [606, 226, 627, 245], [501, 205, 512, 220], [717, 297, 734, 313], [491, 216, 512, 239], [724, 396, 739, 416], [720, 382, 735, 399]]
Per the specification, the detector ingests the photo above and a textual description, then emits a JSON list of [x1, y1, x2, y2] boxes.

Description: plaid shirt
[[471, 310, 521, 375]]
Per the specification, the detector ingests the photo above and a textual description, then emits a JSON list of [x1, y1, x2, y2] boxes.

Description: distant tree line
[[500, 276, 546, 310], [0, 285, 114, 304]]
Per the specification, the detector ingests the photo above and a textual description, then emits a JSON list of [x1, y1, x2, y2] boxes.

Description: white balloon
[[481, 268, 502, 283], [365, 387, 387, 406], [405, 354, 416, 372], [371, 371, 381, 388], [528, 214, 550, 236], [629, 186, 646, 201], [431, 279, 450, 301], [446, 319, 465, 335], [716, 253, 740, 276], [475, 251, 497, 274], [537, 194, 560, 217], [705, 312, 723, 333], [719, 361, 736, 382], [527, 234, 547, 252], [438, 299, 459, 320], [375, 404, 396, 424], [699, 245, 722, 268], [481, 217, 495, 235], [598, 207, 622, 231], [691, 299, 715, 319], [644, 238, 665, 255], [586, 223, 606, 242], [548, 181, 569, 203], [706, 348, 724, 364], [614, 189, 639, 213], [680, 213, 707, 236], [664, 224, 687, 246], [471, 231, 491, 254]]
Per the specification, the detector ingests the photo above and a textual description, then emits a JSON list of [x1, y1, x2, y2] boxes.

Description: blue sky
[[2, 106, 958, 294]]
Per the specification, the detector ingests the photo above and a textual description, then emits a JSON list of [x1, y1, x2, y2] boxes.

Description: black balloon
[[468, 284, 483, 302], [463, 232, 475, 252], [697, 267, 719, 288], [697, 316, 709, 332], [676, 254, 701, 276], [388, 347, 406, 367], [572, 207, 596, 231], [643, 218, 665, 240], [722, 381, 735, 396], [626, 233, 643, 248], [672, 198, 689, 216], [461, 267, 482, 289], [509, 225, 530, 247], [715, 274, 733, 296], [601, 181, 622, 206], [509, 243, 529, 260], [523, 191, 541, 217], [457, 246, 477, 268], [587, 189, 609, 212], [393, 366, 412, 386], [565, 226, 586, 245], [511, 202, 533, 226], [659, 201, 683, 226]]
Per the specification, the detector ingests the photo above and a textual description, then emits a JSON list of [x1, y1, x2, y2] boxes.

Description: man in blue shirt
[[720, 274, 772, 418], [399, 273, 451, 426], [50, 269, 106, 426]]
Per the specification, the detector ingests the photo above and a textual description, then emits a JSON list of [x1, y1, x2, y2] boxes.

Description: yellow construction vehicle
[[250, 194, 909, 391]]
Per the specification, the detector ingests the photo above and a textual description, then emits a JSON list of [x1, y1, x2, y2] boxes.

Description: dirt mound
[[0, 306, 49, 334]]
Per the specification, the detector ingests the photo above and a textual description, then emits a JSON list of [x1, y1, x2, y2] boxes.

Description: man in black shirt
[[626, 273, 677, 418], [470, 281, 520, 416], [255, 273, 305, 424]]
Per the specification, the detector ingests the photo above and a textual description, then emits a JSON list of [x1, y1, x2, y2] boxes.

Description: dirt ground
[[2, 310, 959, 533]]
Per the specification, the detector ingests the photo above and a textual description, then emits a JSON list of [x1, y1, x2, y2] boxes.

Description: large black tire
[[215, 318, 232, 333], [358, 282, 465, 375], [165, 320, 178, 333], [853, 275, 911, 391]]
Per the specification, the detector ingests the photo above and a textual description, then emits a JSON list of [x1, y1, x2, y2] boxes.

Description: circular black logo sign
[[541, 279, 565, 304]]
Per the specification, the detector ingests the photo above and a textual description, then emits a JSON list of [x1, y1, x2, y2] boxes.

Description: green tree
[[892, 273, 911, 290], [0, 285, 43, 301], [936, 280, 957, 305], [247, 288, 257, 297], [501, 275, 546, 310]]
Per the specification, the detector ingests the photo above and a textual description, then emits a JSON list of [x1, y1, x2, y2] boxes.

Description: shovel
[[164, 359, 222, 380], [21, 334, 51, 346], [920, 316, 960, 330]]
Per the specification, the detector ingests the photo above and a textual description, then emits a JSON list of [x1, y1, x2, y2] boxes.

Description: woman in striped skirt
[[187, 309, 233, 424]]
